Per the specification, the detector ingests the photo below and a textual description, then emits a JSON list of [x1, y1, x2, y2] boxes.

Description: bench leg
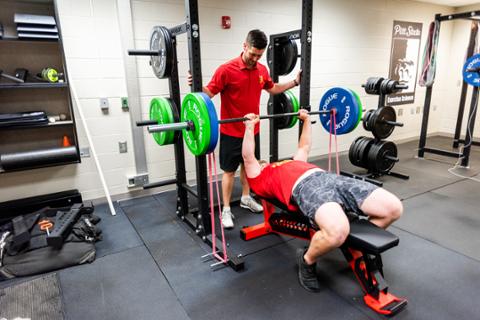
[[342, 247, 407, 316]]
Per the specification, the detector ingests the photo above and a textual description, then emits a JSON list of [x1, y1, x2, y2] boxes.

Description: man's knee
[[388, 197, 403, 222], [319, 223, 350, 248], [223, 171, 235, 178]]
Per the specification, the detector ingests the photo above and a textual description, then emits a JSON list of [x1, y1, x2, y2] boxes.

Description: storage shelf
[[0, 36, 58, 43], [0, 82, 68, 89], [0, 120, 73, 130]]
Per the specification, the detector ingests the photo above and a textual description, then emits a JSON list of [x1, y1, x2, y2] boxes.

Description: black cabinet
[[0, 0, 80, 173]]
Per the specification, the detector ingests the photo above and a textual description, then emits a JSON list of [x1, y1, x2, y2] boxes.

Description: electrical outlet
[[119, 141, 128, 153], [410, 107, 415, 115], [100, 98, 109, 113], [416, 106, 421, 114], [398, 108, 403, 116], [80, 147, 90, 158], [127, 173, 149, 188]]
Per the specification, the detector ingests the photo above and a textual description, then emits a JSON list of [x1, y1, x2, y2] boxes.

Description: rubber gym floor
[[1, 135, 479, 320]]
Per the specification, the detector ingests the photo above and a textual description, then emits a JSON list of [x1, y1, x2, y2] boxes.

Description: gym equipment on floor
[[418, 11, 480, 167], [348, 77, 409, 180]]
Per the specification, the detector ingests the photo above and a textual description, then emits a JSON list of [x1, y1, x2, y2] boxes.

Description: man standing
[[191, 29, 301, 228]]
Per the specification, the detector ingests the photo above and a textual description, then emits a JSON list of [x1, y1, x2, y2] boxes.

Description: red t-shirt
[[206, 54, 274, 137], [247, 160, 320, 211]]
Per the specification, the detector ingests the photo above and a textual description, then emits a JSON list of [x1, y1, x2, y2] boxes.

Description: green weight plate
[[150, 97, 175, 146], [181, 93, 212, 156], [350, 89, 363, 130], [285, 90, 299, 128]]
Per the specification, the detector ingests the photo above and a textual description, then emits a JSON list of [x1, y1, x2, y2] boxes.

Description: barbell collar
[[137, 120, 158, 127], [384, 155, 399, 162], [383, 120, 404, 127], [128, 49, 160, 56]]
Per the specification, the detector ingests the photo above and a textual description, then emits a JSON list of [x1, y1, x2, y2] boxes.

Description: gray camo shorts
[[291, 171, 378, 227]]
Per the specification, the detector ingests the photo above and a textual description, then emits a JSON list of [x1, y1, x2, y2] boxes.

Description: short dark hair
[[246, 29, 268, 50]]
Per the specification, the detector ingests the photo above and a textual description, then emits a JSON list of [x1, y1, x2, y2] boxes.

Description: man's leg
[[298, 202, 350, 292], [238, 163, 263, 212], [239, 133, 263, 212], [304, 202, 350, 264], [360, 188, 403, 229], [222, 171, 235, 209]]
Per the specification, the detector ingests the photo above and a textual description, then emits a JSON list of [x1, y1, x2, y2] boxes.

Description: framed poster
[[387, 20, 422, 106]]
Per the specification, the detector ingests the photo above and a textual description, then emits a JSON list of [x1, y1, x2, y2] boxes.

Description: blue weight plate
[[463, 54, 480, 87], [319, 87, 359, 135], [198, 92, 219, 154]]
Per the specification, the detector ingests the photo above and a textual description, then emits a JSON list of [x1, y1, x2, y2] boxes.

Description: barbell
[[138, 87, 363, 156]]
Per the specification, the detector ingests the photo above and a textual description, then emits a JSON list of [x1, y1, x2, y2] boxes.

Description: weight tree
[[418, 11, 480, 167], [129, 0, 244, 270]]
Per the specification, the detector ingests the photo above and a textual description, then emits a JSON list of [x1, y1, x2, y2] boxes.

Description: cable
[[447, 87, 480, 183]]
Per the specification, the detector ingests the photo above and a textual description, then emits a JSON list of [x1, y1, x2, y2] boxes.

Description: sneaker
[[240, 196, 263, 213], [221, 207, 235, 229], [296, 248, 320, 292]]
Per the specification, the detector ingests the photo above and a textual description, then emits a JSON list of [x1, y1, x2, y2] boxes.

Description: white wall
[[0, 0, 458, 202]]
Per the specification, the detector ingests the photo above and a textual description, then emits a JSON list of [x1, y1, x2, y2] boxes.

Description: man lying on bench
[[241, 110, 403, 293]]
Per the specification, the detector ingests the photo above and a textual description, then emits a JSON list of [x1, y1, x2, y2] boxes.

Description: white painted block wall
[[0, 0, 464, 202]]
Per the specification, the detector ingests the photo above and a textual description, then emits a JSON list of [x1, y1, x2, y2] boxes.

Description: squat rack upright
[[418, 10, 480, 167], [268, 0, 312, 162]]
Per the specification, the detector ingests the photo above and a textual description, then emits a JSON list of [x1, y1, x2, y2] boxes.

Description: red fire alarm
[[221, 16, 231, 29]]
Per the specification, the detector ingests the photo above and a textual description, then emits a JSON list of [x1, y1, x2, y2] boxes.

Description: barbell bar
[[147, 110, 332, 134]]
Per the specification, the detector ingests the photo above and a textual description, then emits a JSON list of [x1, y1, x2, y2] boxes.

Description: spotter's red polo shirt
[[206, 54, 274, 137]]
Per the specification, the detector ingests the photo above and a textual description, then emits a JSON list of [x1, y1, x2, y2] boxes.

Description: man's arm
[[242, 114, 262, 178], [292, 110, 311, 162], [265, 70, 302, 95]]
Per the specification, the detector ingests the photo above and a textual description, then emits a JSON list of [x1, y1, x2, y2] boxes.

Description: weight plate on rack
[[367, 140, 398, 173], [150, 26, 173, 79], [150, 97, 175, 146], [284, 90, 300, 128], [267, 39, 298, 76], [463, 53, 480, 87], [371, 106, 396, 140]]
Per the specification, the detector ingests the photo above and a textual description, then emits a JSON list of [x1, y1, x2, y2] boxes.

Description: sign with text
[[387, 20, 422, 106]]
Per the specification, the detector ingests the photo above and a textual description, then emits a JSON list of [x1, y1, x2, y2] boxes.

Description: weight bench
[[240, 197, 407, 316]]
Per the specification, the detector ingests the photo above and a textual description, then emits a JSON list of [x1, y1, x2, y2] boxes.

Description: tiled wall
[[0, 0, 459, 202]]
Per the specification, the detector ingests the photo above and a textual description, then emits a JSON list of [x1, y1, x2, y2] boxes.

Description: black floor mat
[[93, 202, 143, 258], [58, 246, 189, 320], [395, 190, 480, 261], [0, 273, 63, 320]]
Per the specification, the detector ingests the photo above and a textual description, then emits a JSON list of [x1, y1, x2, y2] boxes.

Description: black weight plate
[[169, 98, 180, 143], [150, 26, 173, 79], [367, 140, 379, 172], [355, 137, 367, 167], [272, 93, 293, 129], [362, 110, 374, 131], [372, 106, 396, 140], [360, 137, 374, 169], [268, 39, 298, 76], [377, 141, 398, 173], [349, 137, 363, 166]]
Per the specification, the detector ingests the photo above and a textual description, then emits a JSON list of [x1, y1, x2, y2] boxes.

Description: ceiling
[[414, 0, 480, 7]]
